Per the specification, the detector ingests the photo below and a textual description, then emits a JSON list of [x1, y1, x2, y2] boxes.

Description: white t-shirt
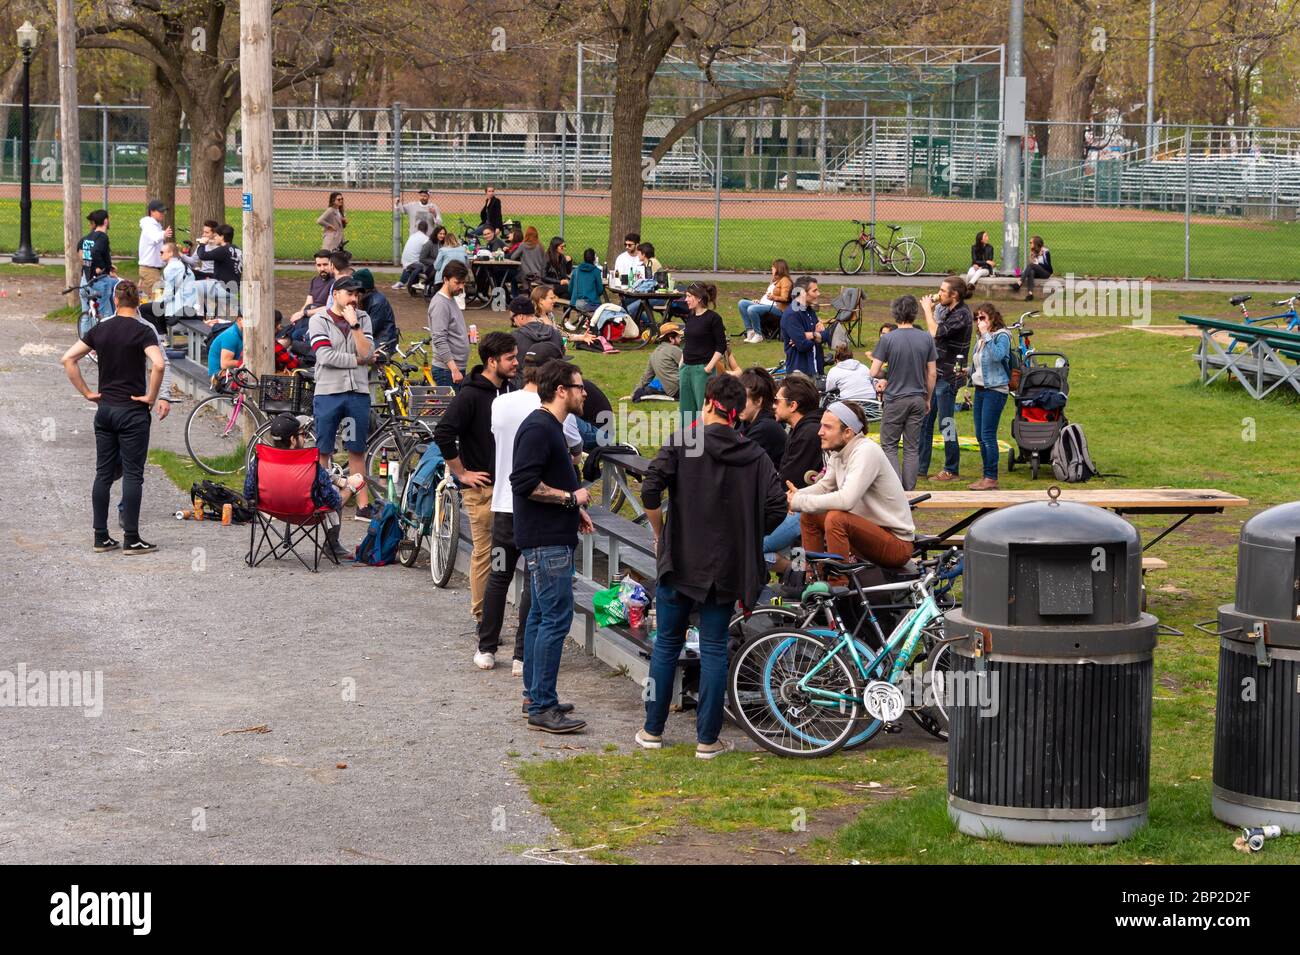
[[491, 391, 583, 513], [824, 358, 877, 402], [758, 281, 777, 306], [138, 216, 166, 268], [613, 251, 640, 279], [401, 232, 428, 268]]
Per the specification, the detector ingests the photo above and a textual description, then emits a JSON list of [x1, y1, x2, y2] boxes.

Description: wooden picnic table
[[913, 487, 1249, 552]]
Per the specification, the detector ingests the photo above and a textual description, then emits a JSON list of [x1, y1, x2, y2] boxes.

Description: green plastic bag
[[593, 585, 628, 628]]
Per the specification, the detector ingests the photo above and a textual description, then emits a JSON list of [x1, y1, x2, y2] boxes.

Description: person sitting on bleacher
[[139, 241, 198, 336], [788, 400, 915, 573]]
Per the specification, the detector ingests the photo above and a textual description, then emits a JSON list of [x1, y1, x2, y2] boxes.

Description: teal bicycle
[[727, 550, 959, 758]]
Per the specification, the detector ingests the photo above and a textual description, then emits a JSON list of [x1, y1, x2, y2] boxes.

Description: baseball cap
[[657, 322, 681, 340], [352, 268, 375, 291], [269, 413, 305, 441], [332, 276, 364, 293], [147, 199, 167, 214], [508, 295, 535, 316]]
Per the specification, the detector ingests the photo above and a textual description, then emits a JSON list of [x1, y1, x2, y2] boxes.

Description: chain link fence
[[2, 105, 1297, 282]]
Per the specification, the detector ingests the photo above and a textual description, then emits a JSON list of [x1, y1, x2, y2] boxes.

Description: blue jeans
[[644, 579, 733, 745], [397, 264, 421, 285], [972, 387, 1008, 480], [574, 416, 603, 451], [762, 511, 802, 562], [521, 544, 576, 716], [918, 377, 960, 476], [428, 364, 464, 393], [79, 275, 118, 337], [738, 300, 781, 336]]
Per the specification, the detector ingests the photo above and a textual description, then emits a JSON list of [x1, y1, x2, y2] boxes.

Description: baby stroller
[[1008, 352, 1069, 479]]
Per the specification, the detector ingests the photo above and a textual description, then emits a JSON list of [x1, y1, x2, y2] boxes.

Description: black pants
[[1023, 264, 1052, 292], [93, 403, 151, 536], [476, 511, 530, 658]]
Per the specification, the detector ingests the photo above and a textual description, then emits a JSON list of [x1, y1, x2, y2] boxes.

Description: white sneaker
[[473, 651, 495, 670], [635, 729, 663, 749], [696, 738, 734, 760], [748, 331, 763, 343], [511, 659, 524, 677], [391, 282, 404, 290]]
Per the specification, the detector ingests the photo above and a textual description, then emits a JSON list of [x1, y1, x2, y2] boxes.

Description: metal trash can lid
[[965, 499, 1140, 555], [1239, 501, 1300, 549]]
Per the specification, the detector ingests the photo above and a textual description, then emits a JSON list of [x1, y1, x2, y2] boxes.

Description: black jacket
[[363, 290, 399, 353], [642, 423, 786, 608], [479, 196, 504, 231], [780, 413, 824, 488], [511, 321, 566, 387], [432, 368, 510, 477], [741, 410, 786, 471]]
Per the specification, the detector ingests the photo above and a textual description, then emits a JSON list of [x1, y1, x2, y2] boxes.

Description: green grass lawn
[[509, 296, 1300, 864], [5, 198, 1298, 281]]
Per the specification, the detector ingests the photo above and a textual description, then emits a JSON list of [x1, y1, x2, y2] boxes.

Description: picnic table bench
[[912, 487, 1248, 553], [1178, 314, 1300, 399]]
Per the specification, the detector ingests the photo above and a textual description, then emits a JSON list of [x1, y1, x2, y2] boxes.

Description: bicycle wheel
[[364, 420, 433, 504], [839, 239, 867, 275], [430, 480, 461, 588], [396, 468, 428, 568], [908, 632, 951, 741], [186, 395, 261, 475], [889, 238, 926, 277], [727, 629, 863, 757]]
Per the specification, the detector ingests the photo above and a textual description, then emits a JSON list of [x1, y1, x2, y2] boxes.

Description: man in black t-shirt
[[61, 280, 166, 554]]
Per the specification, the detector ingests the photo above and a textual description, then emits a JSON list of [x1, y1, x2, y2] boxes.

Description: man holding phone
[[917, 275, 973, 484]]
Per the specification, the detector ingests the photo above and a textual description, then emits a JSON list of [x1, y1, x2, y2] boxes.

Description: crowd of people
[[65, 189, 1027, 754]]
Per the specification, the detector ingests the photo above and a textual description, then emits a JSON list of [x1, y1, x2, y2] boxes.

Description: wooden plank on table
[[913, 489, 1248, 509]]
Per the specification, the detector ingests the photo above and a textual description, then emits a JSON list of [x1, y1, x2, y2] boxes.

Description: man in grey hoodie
[[427, 260, 470, 389]]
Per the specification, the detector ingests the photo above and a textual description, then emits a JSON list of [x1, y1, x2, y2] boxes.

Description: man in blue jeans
[[917, 275, 973, 482], [510, 360, 592, 734], [637, 375, 786, 759]]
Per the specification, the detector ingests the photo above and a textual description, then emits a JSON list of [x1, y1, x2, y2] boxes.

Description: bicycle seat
[[398, 363, 419, 375], [885, 223, 901, 231], [800, 581, 855, 603], [1229, 295, 1251, 306], [1020, 329, 1034, 338]]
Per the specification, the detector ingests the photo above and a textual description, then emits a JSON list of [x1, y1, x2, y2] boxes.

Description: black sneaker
[[93, 536, 120, 553], [354, 504, 377, 523], [522, 699, 575, 716], [122, 538, 158, 554], [527, 708, 587, 734]]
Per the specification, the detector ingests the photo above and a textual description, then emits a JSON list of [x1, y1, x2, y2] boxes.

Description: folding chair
[[826, 287, 864, 347], [245, 444, 339, 572]]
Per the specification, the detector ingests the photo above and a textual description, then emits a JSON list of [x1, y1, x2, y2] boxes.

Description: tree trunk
[[189, 105, 229, 231], [606, 60, 651, 264], [1045, 12, 1101, 162], [147, 69, 182, 225]]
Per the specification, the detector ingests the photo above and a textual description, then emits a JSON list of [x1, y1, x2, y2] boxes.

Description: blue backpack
[[407, 442, 445, 525], [353, 502, 403, 566]]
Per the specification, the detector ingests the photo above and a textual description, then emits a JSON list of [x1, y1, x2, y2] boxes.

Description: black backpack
[[189, 480, 255, 523]]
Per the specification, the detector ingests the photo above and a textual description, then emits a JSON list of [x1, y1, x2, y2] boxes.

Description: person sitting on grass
[[824, 342, 877, 402], [243, 413, 356, 561], [630, 323, 682, 401], [568, 248, 605, 315]]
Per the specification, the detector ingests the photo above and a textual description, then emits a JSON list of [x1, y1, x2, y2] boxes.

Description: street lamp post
[[13, 20, 40, 264]]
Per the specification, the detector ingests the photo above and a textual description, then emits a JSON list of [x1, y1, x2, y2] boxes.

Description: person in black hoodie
[[738, 367, 785, 469], [508, 295, 565, 387], [433, 332, 517, 636], [637, 375, 786, 759]]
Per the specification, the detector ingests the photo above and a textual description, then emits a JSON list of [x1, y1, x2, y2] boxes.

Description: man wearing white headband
[[787, 399, 915, 574]]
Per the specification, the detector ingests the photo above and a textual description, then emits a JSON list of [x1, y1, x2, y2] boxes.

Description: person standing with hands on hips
[[308, 275, 376, 521], [60, 280, 166, 554], [317, 192, 347, 252]]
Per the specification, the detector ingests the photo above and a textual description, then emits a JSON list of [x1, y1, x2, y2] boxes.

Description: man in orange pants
[[788, 400, 915, 573]]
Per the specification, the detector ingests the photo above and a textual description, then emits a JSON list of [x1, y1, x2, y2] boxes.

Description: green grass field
[[5, 198, 1298, 281], [504, 297, 1300, 864]]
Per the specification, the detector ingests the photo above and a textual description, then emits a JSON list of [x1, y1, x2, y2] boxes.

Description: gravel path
[[0, 303, 645, 864]]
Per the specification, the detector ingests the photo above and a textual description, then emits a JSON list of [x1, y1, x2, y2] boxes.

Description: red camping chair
[[245, 444, 338, 572]]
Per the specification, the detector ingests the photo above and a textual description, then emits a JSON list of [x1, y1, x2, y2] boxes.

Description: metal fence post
[[869, 118, 877, 275], [1184, 124, 1192, 279], [558, 122, 566, 236], [713, 115, 722, 272], [100, 104, 109, 209], [1022, 140, 1030, 274], [391, 101, 402, 265]]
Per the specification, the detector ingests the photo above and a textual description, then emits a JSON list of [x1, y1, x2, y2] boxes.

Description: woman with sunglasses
[[677, 283, 726, 429], [965, 303, 1013, 490]]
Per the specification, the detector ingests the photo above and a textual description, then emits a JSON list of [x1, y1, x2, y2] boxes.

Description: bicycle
[[388, 385, 459, 581], [1007, 310, 1040, 367], [727, 549, 960, 757], [64, 283, 114, 363], [185, 367, 269, 475], [839, 220, 926, 277], [1226, 292, 1300, 352]]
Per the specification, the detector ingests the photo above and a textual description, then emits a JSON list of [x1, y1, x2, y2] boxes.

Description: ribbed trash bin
[[1212, 501, 1300, 832], [945, 497, 1158, 844]]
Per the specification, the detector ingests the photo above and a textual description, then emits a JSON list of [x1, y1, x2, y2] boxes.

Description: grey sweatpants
[[878, 393, 928, 491]]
